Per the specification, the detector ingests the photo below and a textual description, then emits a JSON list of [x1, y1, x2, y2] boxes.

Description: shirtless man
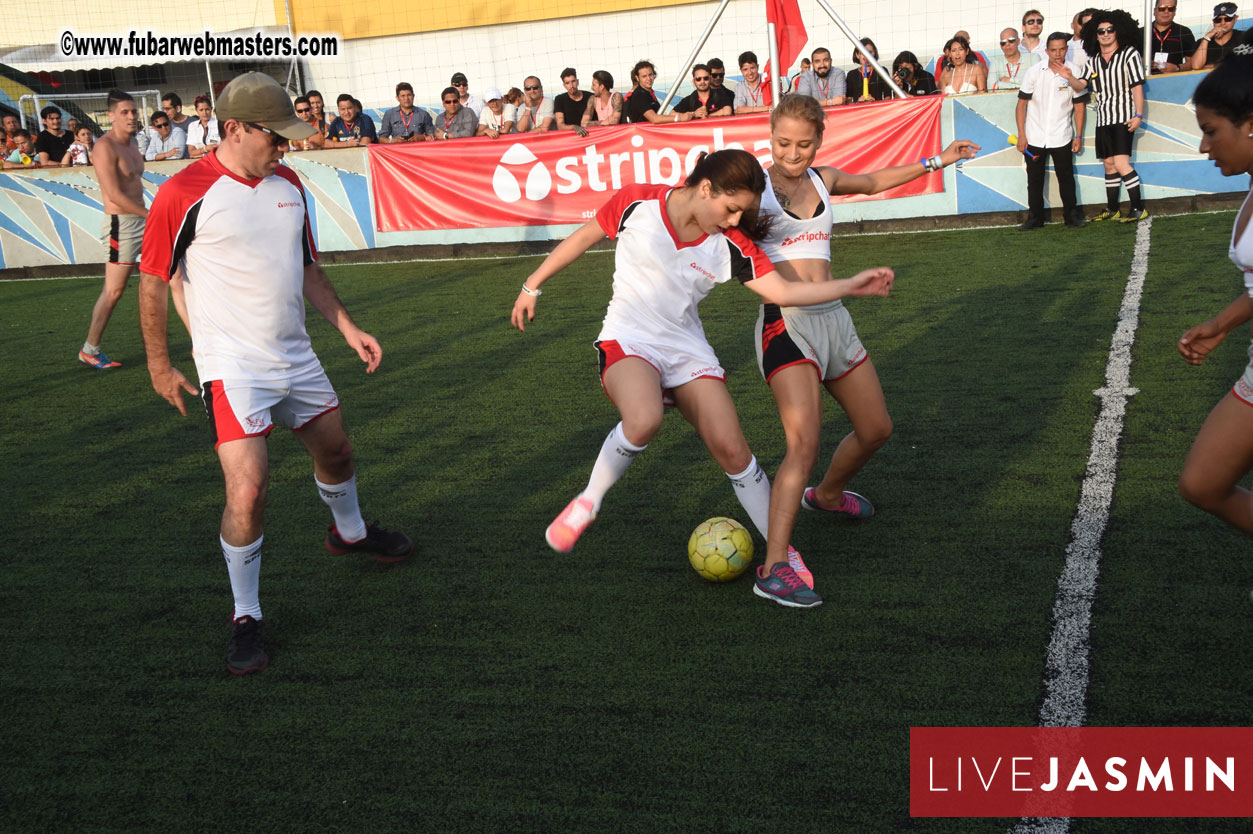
[[81, 89, 188, 368]]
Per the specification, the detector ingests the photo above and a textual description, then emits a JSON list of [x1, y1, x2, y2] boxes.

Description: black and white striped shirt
[[1088, 46, 1145, 126]]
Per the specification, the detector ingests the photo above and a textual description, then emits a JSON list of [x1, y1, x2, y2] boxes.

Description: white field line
[[0, 208, 1225, 283], [1007, 218, 1153, 834]]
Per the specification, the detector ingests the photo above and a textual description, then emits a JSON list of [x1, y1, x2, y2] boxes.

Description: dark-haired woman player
[[1176, 51, 1253, 538], [510, 149, 895, 608]]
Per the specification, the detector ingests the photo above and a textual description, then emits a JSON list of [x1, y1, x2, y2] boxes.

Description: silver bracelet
[[520, 283, 542, 297]]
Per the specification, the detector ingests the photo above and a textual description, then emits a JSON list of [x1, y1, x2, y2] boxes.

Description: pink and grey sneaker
[[545, 495, 597, 553], [753, 561, 822, 608], [801, 487, 875, 520], [787, 545, 814, 589]]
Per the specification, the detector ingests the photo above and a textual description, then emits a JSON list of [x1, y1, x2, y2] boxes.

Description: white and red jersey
[[758, 169, 833, 263], [595, 183, 773, 349], [140, 152, 319, 382]]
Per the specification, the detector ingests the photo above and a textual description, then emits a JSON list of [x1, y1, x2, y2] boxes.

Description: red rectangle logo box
[[910, 727, 1253, 817]]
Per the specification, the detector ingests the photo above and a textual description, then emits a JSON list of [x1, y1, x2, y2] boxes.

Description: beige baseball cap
[[215, 72, 316, 141]]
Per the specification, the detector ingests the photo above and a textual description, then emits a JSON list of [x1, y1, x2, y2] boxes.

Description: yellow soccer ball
[[688, 517, 754, 582]]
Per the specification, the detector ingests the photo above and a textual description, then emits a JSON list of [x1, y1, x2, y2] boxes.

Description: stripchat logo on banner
[[492, 145, 553, 203], [369, 96, 945, 233], [910, 727, 1253, 818]]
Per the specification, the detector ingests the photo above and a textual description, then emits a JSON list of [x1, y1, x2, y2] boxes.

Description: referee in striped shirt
[[1082, 10, 1149, 222]]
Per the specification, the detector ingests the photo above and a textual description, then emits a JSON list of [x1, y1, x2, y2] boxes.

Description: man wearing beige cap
[[137, 72, 413, 676]]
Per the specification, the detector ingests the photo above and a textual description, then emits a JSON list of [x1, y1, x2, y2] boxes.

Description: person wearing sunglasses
[[449, 72, 484, 117], [1148, 1, 1195, 73], [1020, 10, 1048, 55], [1191, 3, 1242, 69], [515, 77, 555, 132], [990, 27, 1039, 90], [1082, 10, 1148, 222], [138, 72, 413, 676], [705, 57, 729, 93], [291, 95, 326, 150], [675, 64, 733, 119], [702, 57, 736, 113], [144, 111, 188, 161], [434, 86, 478, 139]]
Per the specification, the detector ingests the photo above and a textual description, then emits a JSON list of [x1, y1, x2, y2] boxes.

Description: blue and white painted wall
[[0, 70, 1237, 271]]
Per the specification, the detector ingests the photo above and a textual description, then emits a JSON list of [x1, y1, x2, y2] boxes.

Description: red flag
[[764, 0, 808, 82]]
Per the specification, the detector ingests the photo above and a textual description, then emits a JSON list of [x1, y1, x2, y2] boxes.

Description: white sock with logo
[[727, 455, 771, 540], [583, 422, 647, 513], [222, 535, 263, 620], [317, 474, 367, 543]]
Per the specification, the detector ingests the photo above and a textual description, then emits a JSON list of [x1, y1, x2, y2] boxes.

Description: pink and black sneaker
[[801, 487, 875, 520]]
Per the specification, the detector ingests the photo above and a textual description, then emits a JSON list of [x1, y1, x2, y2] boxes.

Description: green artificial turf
[[1, 214, 1248, 832]]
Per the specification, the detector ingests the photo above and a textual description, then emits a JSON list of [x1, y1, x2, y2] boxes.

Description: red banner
[[370, 96, 942, 233], [910, 727, 1253, 818]]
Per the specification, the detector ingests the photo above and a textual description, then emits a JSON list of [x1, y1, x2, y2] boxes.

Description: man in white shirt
[[1067, 9, 1096, 68], [1015, 33, 1090, 229], [138, 72, 412, 675], [515, 76, 555, 132], [1020, 9, 1049, 55]]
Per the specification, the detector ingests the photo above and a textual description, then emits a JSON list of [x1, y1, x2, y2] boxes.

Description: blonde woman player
[[755, 93, 979, 589], [1177, 51, 1253, 538], [510, 148, 895, 608]]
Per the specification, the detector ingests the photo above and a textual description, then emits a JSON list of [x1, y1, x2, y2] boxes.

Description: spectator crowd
[[2, 3, 1250, 165]]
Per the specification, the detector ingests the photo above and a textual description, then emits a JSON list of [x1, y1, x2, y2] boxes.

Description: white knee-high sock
[[727, 456, 771, 540], [316, 474, 367, 542], [222, 535, 263, 620], [583, 423, 647, 513]]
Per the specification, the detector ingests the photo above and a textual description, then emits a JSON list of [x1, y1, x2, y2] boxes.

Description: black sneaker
[[227, 615, 269, 675], [325, 521, 413, 563]]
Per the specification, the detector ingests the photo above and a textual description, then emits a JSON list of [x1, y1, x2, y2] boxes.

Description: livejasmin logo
[[491, 128, 771, 204]]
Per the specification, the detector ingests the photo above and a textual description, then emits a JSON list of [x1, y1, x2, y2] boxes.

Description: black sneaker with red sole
[[325, 521, 413, 563]]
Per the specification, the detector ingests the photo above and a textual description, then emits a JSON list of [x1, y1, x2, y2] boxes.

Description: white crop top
[[1231, 189, 1253, 295], [759, 168, 833, 263]]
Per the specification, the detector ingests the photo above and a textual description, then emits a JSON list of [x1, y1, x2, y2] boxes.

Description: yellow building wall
[[285, 0, 702, 40]]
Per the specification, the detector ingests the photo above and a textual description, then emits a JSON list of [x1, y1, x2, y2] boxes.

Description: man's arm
[[1015, 97, 1029, 153], [303, 262, 381, 372], [1128, 83, 1146, 131], [139, 269, 197, 414], [1071, 98, 1086, 152]]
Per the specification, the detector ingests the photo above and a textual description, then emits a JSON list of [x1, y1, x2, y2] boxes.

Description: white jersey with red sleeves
[[140, 152, 319, 382], [758, 169, 833, 263], [594, 183, 773, 349]]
